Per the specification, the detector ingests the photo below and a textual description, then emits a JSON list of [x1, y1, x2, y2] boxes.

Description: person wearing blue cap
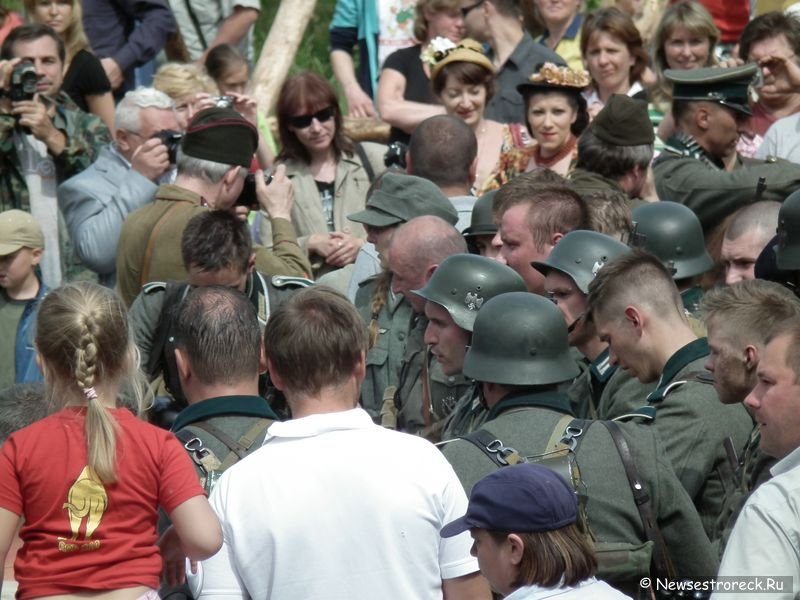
[[441, 463, 631, 599]]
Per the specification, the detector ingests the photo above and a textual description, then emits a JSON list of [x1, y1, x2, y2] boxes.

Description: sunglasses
[[289, 106, 336, 129]]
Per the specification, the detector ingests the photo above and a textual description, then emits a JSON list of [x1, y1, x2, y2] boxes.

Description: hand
[[757, 54, 800, 90], [100, 57, 124, 90], [12, 94, 59, 142], [325, 231, 363, 267], [586, 101, 603, 121], [130, 137, 171, 181], [0, 59, 20, 114], [228, 92, 258, 124], [158, 526, 188, 586], [257, 165, 293, 220], [344, 82, 376, 119], [717, 57, 745, 69]]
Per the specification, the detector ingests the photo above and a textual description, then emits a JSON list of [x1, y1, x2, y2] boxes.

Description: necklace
[[533, 135, 576, 169]]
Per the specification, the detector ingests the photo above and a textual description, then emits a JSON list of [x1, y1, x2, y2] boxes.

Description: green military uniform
[[355, 274, 415, 422], [442, 390, 719, 585], [0, 92, 110, 212], [654, 65, 800, 231], [644, 338, 753, 537], [440, 383, 488, 442], [116, 184, 311, 307]]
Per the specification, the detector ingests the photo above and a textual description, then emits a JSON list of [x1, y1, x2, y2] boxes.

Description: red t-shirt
[[0, 407, 204, 598]]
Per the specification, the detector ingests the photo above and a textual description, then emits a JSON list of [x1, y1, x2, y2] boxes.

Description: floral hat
[[517, 62, 591, 95], [424, 37, 494, 81]]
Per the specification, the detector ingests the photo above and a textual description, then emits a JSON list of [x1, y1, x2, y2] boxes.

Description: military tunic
[[442, 390, 718, 584], [644, 338, 753, 537], [440, 383, 488, 442], [653, 134, 800, 231]]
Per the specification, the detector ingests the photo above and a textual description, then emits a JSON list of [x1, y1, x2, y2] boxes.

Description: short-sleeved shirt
[[61, 49, 112, 114], [0, 407, 205, 598], [382, 44, 435, 144]]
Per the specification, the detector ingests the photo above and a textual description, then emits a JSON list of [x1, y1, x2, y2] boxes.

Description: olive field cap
[[0, 209, 44, 255], [463, 190, 498, 238], [666, 64, 758, 116], [631, 202, 713, 279], [777, 189, 800, 270], [464, 292, 580, 386], [413, 254, 526, 332], [441, 463, 577, 538], [590, 94, 654, 146], [347, 173, 458, 228], [181, 107, 259, 167], [532, 230, 630, 294]]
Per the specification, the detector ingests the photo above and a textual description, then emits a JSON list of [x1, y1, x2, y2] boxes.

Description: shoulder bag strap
[[355, 142, 375, 183], [140, 202, 183, 287]]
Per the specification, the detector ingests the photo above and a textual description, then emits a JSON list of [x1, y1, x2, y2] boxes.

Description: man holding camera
[[58, 87, 180, 288], [0, 24, 111, 288], [115, 106, 310, 307]]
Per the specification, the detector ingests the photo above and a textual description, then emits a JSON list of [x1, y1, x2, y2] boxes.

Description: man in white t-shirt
[[189, 286, 489, 600], [169, 0, 260, 62]]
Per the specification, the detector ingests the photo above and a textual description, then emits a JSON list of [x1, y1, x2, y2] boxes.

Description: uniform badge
[[464, 291, 484, 311], [591, 260, 605, 276]]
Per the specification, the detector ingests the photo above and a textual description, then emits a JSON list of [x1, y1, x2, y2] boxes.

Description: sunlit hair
[[24, 0, 90, 63], [650, 1, 719, 111], [276, 71, 353, 164], [414, 0, 461, 42], [581, 8, 648, 88], [153, 62, 218, 100], [35, 282, 146, 483]]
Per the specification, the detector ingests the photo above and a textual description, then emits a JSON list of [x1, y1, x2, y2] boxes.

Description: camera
[[236, 172, 273, 208], [384, 141, 408, 169], [153, 129, 183, 164], [9, 60, 38, 102], [211, 95, 234, 109]]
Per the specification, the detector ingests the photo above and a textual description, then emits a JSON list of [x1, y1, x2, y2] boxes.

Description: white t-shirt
[[189, 408, 478, 599], [169, 0, 260, 61], [378, 0, 417, 67], [505, 578, 633, 599]]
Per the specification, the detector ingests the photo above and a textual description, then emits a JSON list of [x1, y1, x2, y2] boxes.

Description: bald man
[[722, 201, 781, 285]]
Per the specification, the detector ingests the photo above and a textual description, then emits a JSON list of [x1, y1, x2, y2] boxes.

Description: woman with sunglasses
[[271, 72, 386, 278]]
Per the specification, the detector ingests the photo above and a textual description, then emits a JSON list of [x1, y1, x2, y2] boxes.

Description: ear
[[353, 350, 366, 385], [468, 156, 478, 186], [695, 105, 711, 132], [550, 232, 564, 247], [174, 347, 192, 385], [258, 340, 268, 374], [744, 345, 759, 370], [246, 253, 257, 274], [623, 305, 643, 335], [223, 165, 242, 187], [30, 247, 42, 266], [507, 533, 525, 566], [267, 357, 286, 391], [424, 263, 438, 284]]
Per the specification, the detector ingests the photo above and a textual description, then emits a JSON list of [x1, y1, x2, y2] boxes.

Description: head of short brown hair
[[263, 286, 368, 396], [489, 524, 597, 588], [583, 189, 633, 243]]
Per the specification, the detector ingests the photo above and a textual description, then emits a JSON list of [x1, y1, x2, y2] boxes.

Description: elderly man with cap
[[567, 94, 655, 208], [116, 107, 311, 307], [346, 173, 460, 422], [441, 463, 631, 599], [441, 291, 718, 595], [653, 64, 800, 231]]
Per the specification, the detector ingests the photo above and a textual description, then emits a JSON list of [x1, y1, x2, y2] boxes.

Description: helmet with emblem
[[412, 254, 526, 332], [464, 292, 580, 385], [777, 189, 800, 270], [532, 230, 630, 294], [630, 201, 713, 279]]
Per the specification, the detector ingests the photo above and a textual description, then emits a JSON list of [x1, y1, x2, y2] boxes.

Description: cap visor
[[530, 260, 553, 275], [721, 101, 752, 117], [440, 515, 471, 538], [0, 242, 23, 256], [347, 209, 402, 228]]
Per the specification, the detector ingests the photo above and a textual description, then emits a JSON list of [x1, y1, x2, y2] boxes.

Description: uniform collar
[[681, 286, 704, 311], [172, 395, 277, 432], [487, 389, 573, 422], [589, 347, 616, 383], [647, 338, 709, 402]]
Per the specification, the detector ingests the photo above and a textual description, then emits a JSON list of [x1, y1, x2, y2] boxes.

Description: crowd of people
[[2, 0, 800, 598]]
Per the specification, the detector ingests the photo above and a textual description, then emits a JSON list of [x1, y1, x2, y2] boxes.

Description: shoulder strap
[[461, 429, 525, 467], [601, 420, 677, 579], [145, 281, 188, 379], [191, 418, 274, 466], [140, 202, 183, 287], [355, 142, 375, 183]]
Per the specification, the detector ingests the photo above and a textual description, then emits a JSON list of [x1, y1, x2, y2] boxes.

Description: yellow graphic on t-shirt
[[58, 466, 107, 553]]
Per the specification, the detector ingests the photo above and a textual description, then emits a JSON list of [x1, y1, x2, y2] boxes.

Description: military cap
[[441, 463, 576, 538], [666, 64, 758, 116], [348, 173, 458, 228], [429, 38, 494, 82], [0, 209, 44, 254], [181, 107, 259, 167], [462, 190, 498, 239], [590, 94, 654, 146], [777, 189, 800, 270]]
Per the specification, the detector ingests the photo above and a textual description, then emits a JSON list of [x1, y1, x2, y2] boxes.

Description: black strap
[[145, 281, 188, 379], [182, 0, 209, 49], [461, 429, 524, 467], [601, 420, 677, 580], [355, 142, 375, 183]]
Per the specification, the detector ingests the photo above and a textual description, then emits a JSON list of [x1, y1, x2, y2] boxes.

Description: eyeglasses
[[460, 0, 487, 18], [288, 106, 336, 129]]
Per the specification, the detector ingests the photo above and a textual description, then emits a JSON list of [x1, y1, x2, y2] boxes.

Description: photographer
[[58, 87, 180, 288], [0, 24, 110, 288]]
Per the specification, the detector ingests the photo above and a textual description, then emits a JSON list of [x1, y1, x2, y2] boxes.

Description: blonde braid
[[368, 271, 393, 349]]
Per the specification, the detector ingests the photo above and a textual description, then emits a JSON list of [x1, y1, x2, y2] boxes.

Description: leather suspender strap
[[601, 420, 678, 579], [140, 202, 183, 287], [421, 347, 433, 429], [191, 418, 274, 460], [461, 429, 524, 467]]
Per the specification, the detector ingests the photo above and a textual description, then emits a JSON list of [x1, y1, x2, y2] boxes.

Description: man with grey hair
[[116, 107, 310, 306], [58, 87, 180, 287], [721, 201, 781, 285]]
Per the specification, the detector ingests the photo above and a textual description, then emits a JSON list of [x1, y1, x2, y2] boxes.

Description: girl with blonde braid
[[0, 282, 221, 598]]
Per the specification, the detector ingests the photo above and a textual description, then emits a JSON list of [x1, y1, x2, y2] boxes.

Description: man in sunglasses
[[459, 0, 563, 123]]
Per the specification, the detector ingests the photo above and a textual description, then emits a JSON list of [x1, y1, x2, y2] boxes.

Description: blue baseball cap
[[440, 463, 577, 538]]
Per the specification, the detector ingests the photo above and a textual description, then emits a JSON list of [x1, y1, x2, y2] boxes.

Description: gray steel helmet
[[777, 189, 800, 270], [462, 190, 498, 238], [413, 254, 526, 332], [532, 230, 631, 294], [464, 292, 580, 386], [630, 202, 713, 279]]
